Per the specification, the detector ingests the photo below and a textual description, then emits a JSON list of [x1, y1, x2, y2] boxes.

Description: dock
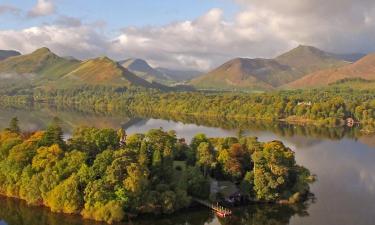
[[193, 198, 232, 217]]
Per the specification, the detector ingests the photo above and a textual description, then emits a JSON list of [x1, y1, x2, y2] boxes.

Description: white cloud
[[28, 0, 55, 17], [0, 24, 109, 58], [2, 0, 375, 71], [109, 0, 375, 70], [110, 8, 293, 70], [233, 0, 375, 54]]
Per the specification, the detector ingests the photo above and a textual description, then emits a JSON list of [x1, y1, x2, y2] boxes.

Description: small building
[[297, 101, 312, 106], [346, 118, 355, 127]]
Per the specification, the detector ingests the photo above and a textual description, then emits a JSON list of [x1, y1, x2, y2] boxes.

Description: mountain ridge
[[191, 45, 349, 90], [287, 53, 375, 88], [119, 58, 171, 83], [0, 50, 21, 61], [0, 47, 163, 90]]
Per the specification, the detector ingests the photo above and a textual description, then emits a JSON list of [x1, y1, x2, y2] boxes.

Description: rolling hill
[[287, 53, 375, 88], [0, 50, 21, 61], [0, 47, 163, 90], [0, 47, 80, 81], [191, 45, 348, 90], [62, 57, 155, 87], [156, 67, 202, 82], [119, 58, 172, 83], [119, 58, 201, 84], [275, 45, 348, 74], [190, 58, 293, 90]]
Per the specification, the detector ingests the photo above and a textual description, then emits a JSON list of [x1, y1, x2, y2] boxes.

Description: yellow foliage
[[32, 144, 63, 171]]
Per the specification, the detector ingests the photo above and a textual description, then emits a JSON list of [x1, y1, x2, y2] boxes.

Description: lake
[[1, 106, 375, 225]]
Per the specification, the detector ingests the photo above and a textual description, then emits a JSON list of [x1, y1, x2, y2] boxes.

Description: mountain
[[0, 47, 80, 81], [275, 45, 348, 74], [191, 45, 348, 90], [156, 67, 202, 81], [0, 47, 162, 90], [0, 50, 21, 61], [328, 78, 375, 90], [328, 53, 366, 62], [191, 58, 288, 90], [62, 57, 155, 87], [119, 58, 171, 83], [287, 53, 375, 88]]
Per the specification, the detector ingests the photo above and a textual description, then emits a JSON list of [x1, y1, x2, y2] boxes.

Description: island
[[0, 118, 315, 224]]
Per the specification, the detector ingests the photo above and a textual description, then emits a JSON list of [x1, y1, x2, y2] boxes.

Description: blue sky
[[0, 0, 374, 70], [1, 0, 239, 31]]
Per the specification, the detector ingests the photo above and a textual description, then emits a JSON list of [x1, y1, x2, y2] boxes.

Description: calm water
[[1, 107, 375, 225]]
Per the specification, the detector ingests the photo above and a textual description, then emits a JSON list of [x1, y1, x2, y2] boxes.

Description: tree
[[69, 127, 119, 159], [7, 117, 20, 134], [39, 118, 65, 149], [252, 141, 295, 201], [123, 163, 149, 195], [224, 143, 251, 180], [186, 166, 210, 199], [32, 144, 63, 172], [190, 133, 208, 151], [196, 142, 215, 177], [45, 174, 84, 213]]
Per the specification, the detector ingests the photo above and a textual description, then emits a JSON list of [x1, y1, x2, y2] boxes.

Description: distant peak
[[124, 58, 149, 65], [98, 56, 111, 60], [95, 56, 117, 64], [33, 47, 52, 54], [297, 44, 314, 48], [133, 58, 147, 63], [293, 45, 322, 52]]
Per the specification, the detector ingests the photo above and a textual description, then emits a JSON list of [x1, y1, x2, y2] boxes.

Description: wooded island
[[0, 118, 314, 223]]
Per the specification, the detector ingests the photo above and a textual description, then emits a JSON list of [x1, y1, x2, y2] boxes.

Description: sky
[[0, 0, 375, 70]]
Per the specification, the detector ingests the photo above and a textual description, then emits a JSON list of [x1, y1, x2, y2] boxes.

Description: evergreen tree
[[39, 117, 65, 149], [7, 117, 20, 134]]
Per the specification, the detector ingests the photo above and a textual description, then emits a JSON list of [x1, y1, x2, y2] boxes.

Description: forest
[[1, 85, 373, 127], [0, 117, 314, 223], [1, 85, 375, 135]]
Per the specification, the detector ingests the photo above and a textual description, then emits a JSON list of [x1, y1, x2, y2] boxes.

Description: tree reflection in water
[[0, 196, 312, 225]]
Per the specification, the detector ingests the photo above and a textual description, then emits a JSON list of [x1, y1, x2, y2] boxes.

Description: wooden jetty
[[193, 198, 232, 217]]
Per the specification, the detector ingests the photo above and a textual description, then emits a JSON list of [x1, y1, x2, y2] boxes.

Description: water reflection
[[0, 106, 372, 147], [0, 196, 311, 225], [1, 106, 375, 225]]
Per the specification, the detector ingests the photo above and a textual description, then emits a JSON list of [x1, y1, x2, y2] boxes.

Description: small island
[[0, 118, 315, 224]]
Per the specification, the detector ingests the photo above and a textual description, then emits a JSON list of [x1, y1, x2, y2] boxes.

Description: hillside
[[328, 53, 366, 62], [191, 58, 288, 90], [275, 45, 348, 74], [0, 50, 21, 61], [156, 67, 202, 81], [0, 47, 80, 81], [0, 47, 163, 90], [287, 53, 375, 88], [191, 45, 348, 90], [329, 78, 375, 90], [119, 58, 171, 83], [62, 57, 155, 87]]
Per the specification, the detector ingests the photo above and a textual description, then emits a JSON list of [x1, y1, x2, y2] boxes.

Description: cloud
[[2, 0, 375, 71], [28, 0, 55, 17], [233, 0, 375, 54], [0, 4, 21, 16], [110, 0, 375, 70], [0, 24, 109, 59], [110, 8, 292, 70]]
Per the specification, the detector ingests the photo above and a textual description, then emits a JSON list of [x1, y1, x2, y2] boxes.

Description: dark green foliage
[[68, 127, 119, 160], [38, 118, 65, 149], [7, 117, 20, 134]]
